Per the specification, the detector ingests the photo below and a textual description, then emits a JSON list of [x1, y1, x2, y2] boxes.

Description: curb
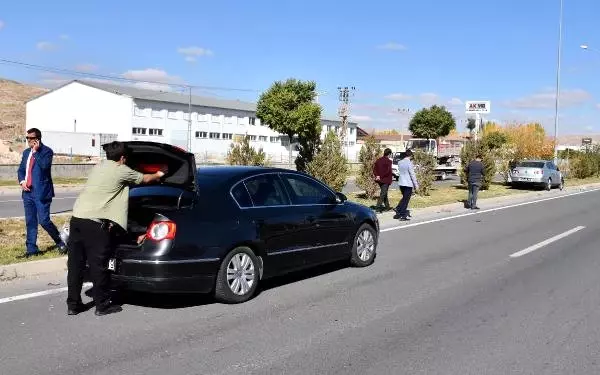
[[0, 256, 67, 282], [0, 185, 83, 195]]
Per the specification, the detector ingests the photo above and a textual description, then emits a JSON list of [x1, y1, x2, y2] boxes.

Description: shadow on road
[[108, 261, 349, 310]]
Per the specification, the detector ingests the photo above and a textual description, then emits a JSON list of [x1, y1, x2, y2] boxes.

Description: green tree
[[482, 131, 508, 150], [409, 105, 456, 140], [459, 141, 496, 189], [356, 136, 382, 199], [466, 118, 477, 137], [306, 131, 349, 192], [255, 78, 322, 171], [412, 150, 436, 196], [226, 135, 268, 166]]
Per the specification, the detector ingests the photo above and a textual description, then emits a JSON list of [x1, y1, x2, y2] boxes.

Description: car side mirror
[[335, 192, 347, 203]]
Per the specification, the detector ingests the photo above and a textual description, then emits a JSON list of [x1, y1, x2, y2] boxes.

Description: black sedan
[[108, 142, 379, 303]]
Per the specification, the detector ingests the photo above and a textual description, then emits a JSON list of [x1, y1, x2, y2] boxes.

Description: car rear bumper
[[110, 257, 220, 294]]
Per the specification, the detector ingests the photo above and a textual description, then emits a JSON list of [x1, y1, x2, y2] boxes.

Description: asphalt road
[[0, 191, 78, 218], [2, 188, 600, 374]]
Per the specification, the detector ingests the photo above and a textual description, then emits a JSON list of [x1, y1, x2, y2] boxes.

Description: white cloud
[[385, 93, 412, 101], [60, 34, 70, 40], [36, 41, 56, 51], [122, 68, 183, 91], [505, 88, 591, 109], [177, 46, 214, 62], [419, 93, 440, 105], [377, 42, 407, 51], [75, 63, 98, 72], [350, 115, 373, 122], [448, 97, 463, 106], [0, 20, 5, 30]]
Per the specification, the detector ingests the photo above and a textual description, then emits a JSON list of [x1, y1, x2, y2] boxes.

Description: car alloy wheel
[[214, 246, 260, 304], [226, 253, 255, 296], [546, 178, 552, 191], [350, 223, 377, 267]]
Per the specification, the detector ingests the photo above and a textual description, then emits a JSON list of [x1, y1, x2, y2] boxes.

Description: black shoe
[[472, 206, 480, 210], [16, 252, 42, 259], [399, 216, 410, 221], [67, 304, 86, 316], [95, 304, 122, 316], [57, 242, 68, 254]]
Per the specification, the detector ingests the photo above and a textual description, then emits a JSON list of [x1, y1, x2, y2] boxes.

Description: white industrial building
[[26, 80, 360, 162]]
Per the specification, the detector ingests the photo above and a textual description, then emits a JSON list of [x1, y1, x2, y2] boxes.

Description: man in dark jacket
[[17, 128, 66, 258], [373, 148, 393, 212], [465, 154, 484, 209]]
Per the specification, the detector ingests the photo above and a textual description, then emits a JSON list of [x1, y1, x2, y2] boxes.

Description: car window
[[243, 174, 289, 207], [282, 174, 334, 205], [231, 183, 253, 208], [517, 161, 545, 168]]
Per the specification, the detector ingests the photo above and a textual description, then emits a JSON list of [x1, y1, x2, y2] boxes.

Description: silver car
[[510, 160, 564, 191]]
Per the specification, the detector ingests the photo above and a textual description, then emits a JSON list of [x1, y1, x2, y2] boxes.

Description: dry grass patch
[[0, 215, 70, 265]]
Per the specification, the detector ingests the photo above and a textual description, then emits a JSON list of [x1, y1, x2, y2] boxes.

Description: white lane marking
[[381, 188, 600, 233], [0, 196, 78, 203], [0, 282, 93, 305], [509, 226, 585, 258], [1, 187, 599, 305]]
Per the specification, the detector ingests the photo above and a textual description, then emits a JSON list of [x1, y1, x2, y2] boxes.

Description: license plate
[[108, 258, 116, 272]]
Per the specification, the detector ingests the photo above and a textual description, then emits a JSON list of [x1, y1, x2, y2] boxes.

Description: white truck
[[391, 138, 464, 181]]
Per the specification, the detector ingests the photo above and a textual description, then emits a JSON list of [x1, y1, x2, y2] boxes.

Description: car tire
[[214, 246, 260, 304], [545, 178, 552, 191], [559, 178, 564, 191], [350, 223, 377, 267]]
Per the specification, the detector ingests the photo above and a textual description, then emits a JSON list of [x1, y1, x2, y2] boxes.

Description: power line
[[0, 58, 261, 93]]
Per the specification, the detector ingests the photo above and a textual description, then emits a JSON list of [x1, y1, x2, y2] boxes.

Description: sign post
[[465, 101, 491, 140]]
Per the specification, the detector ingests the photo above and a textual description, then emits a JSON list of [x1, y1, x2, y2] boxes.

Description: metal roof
[[31, 80, 354, 124]]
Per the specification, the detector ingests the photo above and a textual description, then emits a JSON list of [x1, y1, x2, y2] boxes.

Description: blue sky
[[1, 0, 599, 135]]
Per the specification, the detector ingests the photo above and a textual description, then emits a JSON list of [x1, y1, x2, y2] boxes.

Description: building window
[[167, 111, 179, 120], [259, 136, 268, 142], [151, 110, 162, 118], [132, 127, 147, 135], [92, 139, 96, 147], [149, 128, 163, 136], [134, 107, 147, 117], [349, 141, 355, 146], [225, 116, 234, 124], [209, 132, 220, 139], [249, 117, 256, 125], [222, 133, 233, 140], [270, 136, 280, 143], [195, 131, 207, 138], [247, 135, 257, 141]]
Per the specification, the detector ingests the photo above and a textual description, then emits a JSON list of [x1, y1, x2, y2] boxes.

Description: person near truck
[[394, 149, 419, 221], [17, 128, 67, 259], [373, 148, 393, 212], [465, 154, 484, 210], [66, 141, 166, 316]]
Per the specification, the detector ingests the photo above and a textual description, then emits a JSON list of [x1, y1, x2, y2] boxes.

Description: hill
[[0, 78, 48, 141]]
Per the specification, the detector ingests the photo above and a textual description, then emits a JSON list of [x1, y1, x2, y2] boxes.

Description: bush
[[356, 136, 381, 199], [227, 135, 269, 166], [306, 131, 349, 191], [460, 140, 496, 189], [569, 146, 600, 179], [412, 150, 436, 196]]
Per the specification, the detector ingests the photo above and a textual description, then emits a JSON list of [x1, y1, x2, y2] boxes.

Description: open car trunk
[[118, 141, 197, 246]]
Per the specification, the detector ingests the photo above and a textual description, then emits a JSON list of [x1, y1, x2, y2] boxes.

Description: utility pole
[[337, 86, 355, 159], [397, 108, 411, 145], [187, 86, 192, 153]]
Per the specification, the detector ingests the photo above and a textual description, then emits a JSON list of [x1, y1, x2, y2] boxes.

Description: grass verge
[[349, 177, 600, 209], [0, 177, 87, 187], [0, 215, 70, 265]]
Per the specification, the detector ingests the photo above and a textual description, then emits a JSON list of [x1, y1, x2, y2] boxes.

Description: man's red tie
[[26, 153, 35, 188]]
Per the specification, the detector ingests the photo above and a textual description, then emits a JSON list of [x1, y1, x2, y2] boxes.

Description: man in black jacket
[[465, 155, 484, 210]]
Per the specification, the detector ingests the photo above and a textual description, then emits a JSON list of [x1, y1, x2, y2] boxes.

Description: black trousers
[[395, 186, 413, 217], [66, 217, 114, 310], [468, 182, 481, 208], [376, 182, 391, 208]]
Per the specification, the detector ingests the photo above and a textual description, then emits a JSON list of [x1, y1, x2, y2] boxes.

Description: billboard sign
[[582, 137, 593, 145], [465, 101, 491, 114]]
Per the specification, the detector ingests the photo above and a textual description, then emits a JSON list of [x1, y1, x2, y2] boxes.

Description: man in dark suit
[[17, 128, 66, 258], [373, 148, 393, 212]]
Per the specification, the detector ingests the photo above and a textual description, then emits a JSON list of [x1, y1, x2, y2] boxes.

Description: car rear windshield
[[516, 162, 545, 168]]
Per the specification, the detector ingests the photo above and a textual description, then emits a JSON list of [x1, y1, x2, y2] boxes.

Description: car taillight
[[146, 221, 176, 241]]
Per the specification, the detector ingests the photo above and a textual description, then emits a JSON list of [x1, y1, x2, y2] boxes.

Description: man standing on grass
[[373, 148, 393, 212], [16, 128, 66, 259], [66, 141, 165, 316], [394, 149, 419, 221], [465, 154, 484, 210]]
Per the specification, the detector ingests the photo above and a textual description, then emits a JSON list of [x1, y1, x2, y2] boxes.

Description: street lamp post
[[553, 0, 564, 165]]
